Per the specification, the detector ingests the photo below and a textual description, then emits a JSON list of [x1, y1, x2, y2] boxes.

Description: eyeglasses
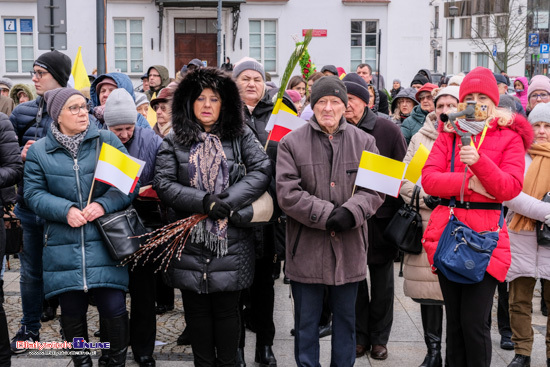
[[153, 104, 169, 112], [530, 93, 550, 101], [149, 74, 161, 78], [419, 95, 433, 102], [30, 70, 49, 79], [65, 104, 90, 115]]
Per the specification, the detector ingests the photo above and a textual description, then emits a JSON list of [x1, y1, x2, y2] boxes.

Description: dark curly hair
[[171, 67, 244, 145]]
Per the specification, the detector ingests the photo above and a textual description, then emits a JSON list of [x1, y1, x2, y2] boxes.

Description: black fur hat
[[171, 68, 244, 145]]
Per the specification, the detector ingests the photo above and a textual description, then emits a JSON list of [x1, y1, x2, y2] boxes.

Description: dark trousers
[[438, 272, 498, 367], [355, 260, 394, 346], [59, 288, 126, 318], [292, 281, 358, 367], [181, 290, 241, 367], [156, 273, 174, 308], [129, 264, 156, 359], [497, 281, 512, 338], [0, 223, 10, 366], [239, 256, 275, 348]]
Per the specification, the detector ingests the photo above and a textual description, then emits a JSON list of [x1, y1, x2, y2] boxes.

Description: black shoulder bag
[[536, 192, 550, 247], [384, 185, 423, 254]]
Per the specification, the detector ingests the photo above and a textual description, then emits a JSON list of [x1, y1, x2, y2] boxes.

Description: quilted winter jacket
[[90, 72, 151, 129], [421, 114, 533, 282], [401, 104, 430, 145], [276, 117, 385, 285], [400, 112, 442, 301], [0, 113, 23, 208], [153, 126, 272, 294], [125, 126, 162, 186], [23, 124, 134, 298], [505, 154, 550, 281], [514, 77, 529, 111]]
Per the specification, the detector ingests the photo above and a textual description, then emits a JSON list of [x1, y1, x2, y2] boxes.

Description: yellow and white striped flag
[[355, 151, 406, 198], [94, 143, 145, 195]]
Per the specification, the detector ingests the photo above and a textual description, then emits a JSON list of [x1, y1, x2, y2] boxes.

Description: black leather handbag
[[96, 205, 148, 260], [536, 192, 550, 247], [3, 207, 23, 255], [384, 185, 423, 254]]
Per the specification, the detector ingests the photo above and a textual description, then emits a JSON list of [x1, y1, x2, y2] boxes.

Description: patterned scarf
[[188, 132, 230, 257], [456, 118, 487, 136], [509, 142, 550, 232], [51, 122, 89, 158]]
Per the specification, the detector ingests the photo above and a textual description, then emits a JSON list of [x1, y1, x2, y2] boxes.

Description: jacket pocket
[[291, 224, 303, 259]]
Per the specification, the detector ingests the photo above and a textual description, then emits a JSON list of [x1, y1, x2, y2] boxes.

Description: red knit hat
[[415, 83, 438, 101], [459, 67, 499, 105]]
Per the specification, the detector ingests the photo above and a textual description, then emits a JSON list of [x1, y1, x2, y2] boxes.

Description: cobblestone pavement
[[4, 257, 550, 366]]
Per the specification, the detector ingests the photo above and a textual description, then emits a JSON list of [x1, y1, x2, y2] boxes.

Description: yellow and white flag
[[94, 143, 145, 195], [355, 151, 406, 198], [71, 46, 91, 90], [404, 143, 430, 184]]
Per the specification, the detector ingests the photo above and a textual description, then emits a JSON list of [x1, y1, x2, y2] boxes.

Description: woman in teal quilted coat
[[23, 88, 135, 367]]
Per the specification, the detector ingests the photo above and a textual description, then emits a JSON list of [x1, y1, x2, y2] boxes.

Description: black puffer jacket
[[0, 113, 23, 207], [153, 68, 272, 293]]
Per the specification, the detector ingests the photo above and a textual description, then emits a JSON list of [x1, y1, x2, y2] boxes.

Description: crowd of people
[[0, 49, 550, 367]]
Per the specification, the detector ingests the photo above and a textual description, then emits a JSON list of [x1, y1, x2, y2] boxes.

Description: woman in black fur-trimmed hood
[[153, 67, 272, 366]]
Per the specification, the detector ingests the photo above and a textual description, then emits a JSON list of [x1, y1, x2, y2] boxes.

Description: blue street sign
[[529, 33, 540, 47], [540, 58, 549, 64], [541, 44, 550, 54], [492, 44, 497, 57]]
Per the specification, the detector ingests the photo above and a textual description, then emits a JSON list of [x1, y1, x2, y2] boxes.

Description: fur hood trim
[[171, 68, 244, 145]]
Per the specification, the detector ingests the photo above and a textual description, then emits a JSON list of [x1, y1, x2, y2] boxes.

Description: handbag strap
[[409, 185, 420, 211], [448, 136, 504, 229]]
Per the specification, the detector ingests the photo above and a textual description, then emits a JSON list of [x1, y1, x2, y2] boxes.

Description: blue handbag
[[432, 138, 503, 284]]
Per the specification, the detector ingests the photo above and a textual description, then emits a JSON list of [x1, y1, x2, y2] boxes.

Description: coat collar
[[308, 115, 348, 134], [45, 122, 100, 154], [355, 108, 377, 131]]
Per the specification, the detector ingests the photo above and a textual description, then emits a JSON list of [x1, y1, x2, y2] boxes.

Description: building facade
[[1, 0, 433, 90]]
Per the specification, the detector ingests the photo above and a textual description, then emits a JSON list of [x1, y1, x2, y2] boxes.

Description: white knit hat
[[528, 102, 550, 125]]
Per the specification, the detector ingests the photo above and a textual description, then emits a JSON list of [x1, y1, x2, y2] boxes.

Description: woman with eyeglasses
[[526, 75, 550, 116], [23, 88, 135, 366]]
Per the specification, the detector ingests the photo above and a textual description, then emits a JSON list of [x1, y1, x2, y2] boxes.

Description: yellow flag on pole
[[94, 143, 145, 195], [71, 46, 91, 90], [355, 151, 406, 198]]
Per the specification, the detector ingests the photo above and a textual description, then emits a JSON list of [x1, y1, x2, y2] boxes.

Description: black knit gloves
[[326, 207, 355, 232], [203, 192, 231, 220]]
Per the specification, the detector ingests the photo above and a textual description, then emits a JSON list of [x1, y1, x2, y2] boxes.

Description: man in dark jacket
[[104, 88, 162, 367], [145, 65, 170, 101], [342, 73, 407, 361], [9, 50, 74, 354], [276, 76, 384, 366], [233, 57, 286, 366], [356, 63, 389, 115], [0, 112, 23, 365]]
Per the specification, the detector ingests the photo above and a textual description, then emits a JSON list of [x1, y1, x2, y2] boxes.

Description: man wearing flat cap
[[276, 76, 384, 366]]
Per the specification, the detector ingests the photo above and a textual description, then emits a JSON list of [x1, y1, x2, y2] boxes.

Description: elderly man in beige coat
[[276, 76, 384, 367]]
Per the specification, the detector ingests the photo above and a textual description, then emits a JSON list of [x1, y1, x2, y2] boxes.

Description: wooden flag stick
[[87, 179, 96, 206], [264, 130, 273, 150]]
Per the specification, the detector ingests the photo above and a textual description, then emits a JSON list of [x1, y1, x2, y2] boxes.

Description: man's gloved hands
[[423, 195, 441, 210], [326, 207, 355, 232], [203, 192, 231, 220]]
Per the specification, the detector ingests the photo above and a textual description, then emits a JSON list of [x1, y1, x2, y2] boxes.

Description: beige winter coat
[[399, 112, 443, 302]]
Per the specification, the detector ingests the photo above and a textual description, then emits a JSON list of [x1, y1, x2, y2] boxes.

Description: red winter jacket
[[421, 114, 533, 282]]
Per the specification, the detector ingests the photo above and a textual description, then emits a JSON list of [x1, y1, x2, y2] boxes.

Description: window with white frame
[[3, 18, 34, 73], [350, 20, 378, 72], [114, 19, 143, 74], [249, 20, 277, 73]]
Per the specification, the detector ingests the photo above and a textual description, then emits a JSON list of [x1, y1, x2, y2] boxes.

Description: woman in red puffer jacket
[[421, 67, 533, 367]]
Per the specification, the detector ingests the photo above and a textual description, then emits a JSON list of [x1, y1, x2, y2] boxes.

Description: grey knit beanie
[[104, 88, 137, 127], [233, 58, 265, 81], [0, 77, 14, 91], [310, 76, 348, 108], [44, 87, 85, 122], [134, 92, 148, 108], [528, 102, 550, 125]]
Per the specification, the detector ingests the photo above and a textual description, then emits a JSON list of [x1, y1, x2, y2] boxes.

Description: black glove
[[326, 207, 355, 232], [423, 195, 441, 210], [203, 192, 231, 220]]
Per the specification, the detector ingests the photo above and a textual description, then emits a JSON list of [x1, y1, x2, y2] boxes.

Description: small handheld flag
[[404, 144, 430, 184], [265, 99, 305, 142], [355, 151, 406, 198], [91, 143, 145, 200]]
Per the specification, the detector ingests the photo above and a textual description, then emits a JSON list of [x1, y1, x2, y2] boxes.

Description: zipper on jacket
[[73, 157, 89, 292], [44, 224, 50, 247], [291, 225, 304, 259]]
